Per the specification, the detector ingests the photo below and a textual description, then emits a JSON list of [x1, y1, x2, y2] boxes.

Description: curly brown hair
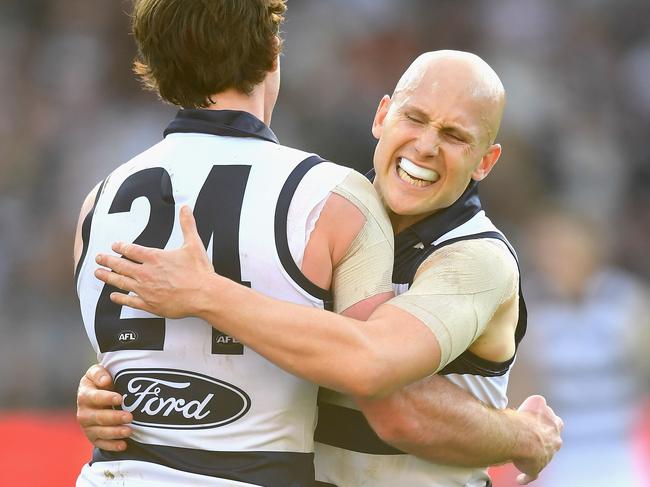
[[132, 0, 287, 108]]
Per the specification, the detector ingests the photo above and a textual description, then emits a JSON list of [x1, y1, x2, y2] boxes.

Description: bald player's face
[[371, 70, 500, 231]]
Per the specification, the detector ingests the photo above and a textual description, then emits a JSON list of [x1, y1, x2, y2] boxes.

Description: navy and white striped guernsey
[[314, 179, 528, 487], [76, 109, 361, 487]]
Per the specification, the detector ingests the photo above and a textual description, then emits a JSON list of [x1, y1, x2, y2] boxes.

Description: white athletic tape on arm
[[331, 172, 394, 313], [388, 239, 518, 371]]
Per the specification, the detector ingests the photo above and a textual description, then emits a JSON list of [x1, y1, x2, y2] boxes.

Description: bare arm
[[96, 204, 438, 398], [94, 215, 527, 401], [353, 242, 562, 482], [356, 375, 563, 484], [96, 221, 515, 398]]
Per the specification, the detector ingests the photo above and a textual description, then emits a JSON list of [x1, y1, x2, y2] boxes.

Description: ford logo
[[114, 368, 251, 430]]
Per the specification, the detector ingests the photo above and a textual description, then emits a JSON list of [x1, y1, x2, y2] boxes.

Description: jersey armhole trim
[[430, 231, 529, 377], [274, 155, 334, 310], [74, 178, 107, 286]]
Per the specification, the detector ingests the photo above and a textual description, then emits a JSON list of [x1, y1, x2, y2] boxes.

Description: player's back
[[76, 109, 355, 487]]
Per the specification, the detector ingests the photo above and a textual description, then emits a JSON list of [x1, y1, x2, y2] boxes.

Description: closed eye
[[444, 131, 465, 142], [405, 114, 424, 124]]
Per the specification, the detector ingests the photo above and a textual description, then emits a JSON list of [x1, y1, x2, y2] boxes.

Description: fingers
[[545, 403, 564, 432], [79, 408, 132, 428], [516, 473, 536, 485], [78, 386, 123, 410], [111, 241, 156, 263], [109, 292, 153, 314], [92, 438, 129, 452], [96, 254, 141, 281], [84, 364, 113, 389], [179, 205, 204, 248], [95, 268, 139, 293], [91, 426, 132, 440], [518, 395, 547, 411], [79, 367, 120, 410], [78, 405, 132, 432], [84, 424, 132, 452]]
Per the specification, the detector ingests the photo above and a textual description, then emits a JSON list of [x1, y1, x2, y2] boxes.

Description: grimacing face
[[371, 70, 502, 233]]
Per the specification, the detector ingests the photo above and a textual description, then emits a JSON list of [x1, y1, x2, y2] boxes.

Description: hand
[[512, 395, 564, 485], [95, 205, 215, 319], [77, 364, 133, 452]]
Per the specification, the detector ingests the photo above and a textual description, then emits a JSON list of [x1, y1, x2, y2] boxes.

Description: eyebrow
[[401, 103, 475, 142], [441, 125, 473, 142]]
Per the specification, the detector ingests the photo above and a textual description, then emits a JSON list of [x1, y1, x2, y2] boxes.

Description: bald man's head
[[370, 50, 507, 230], [393, 50, 506, 144]]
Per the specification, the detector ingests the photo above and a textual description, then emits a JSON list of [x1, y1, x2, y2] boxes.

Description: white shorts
[[77, 460, 261, 487]]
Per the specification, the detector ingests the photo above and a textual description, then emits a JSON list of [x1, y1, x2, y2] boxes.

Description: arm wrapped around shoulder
[[387, 239, 518, 371]]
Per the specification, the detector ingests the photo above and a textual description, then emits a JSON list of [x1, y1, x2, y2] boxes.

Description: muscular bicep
[[357, 373, 475, 442], [73, 182, 102, 272], [355, 374, 505, 466], [386, 239, 518, 371]]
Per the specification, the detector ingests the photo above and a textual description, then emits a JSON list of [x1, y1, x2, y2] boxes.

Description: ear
[[371, 95, 392, 140], [471, 143, 501, 181]]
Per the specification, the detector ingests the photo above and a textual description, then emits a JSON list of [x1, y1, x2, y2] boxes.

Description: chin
[[389, 203, 427, 219]]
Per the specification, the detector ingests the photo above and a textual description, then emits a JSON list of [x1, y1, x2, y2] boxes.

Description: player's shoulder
[[432, 238, 515, 268], [334, 168, 378, 197], [317, 169, 378, 244], [267, 142, 335, 168], [418, 238, 518, 291], [332, 170, 391, 236]]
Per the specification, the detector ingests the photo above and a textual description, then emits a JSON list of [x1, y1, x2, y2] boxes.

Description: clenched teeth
[[398, 158, 440, 182], [398, 166, 432, 187]]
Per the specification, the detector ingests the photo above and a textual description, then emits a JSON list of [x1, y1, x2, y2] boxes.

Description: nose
[[414, 127, 440, 158]]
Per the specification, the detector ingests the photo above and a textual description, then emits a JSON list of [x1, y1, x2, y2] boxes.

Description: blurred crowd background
[[0, 1, 648, 485]]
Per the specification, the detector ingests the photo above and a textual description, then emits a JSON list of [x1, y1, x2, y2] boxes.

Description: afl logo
[[114, 369, 251, 430], [118, 331, 139, 343]]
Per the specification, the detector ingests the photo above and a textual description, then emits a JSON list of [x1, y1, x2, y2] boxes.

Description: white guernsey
[[75, 109, 394, 487]]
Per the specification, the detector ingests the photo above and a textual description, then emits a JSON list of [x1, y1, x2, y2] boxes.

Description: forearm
[[357, 375, 530, 467], [198, 275, 428, 397]]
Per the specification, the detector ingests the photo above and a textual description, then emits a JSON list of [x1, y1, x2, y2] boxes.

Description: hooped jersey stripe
[[92, 442, 315, 487]]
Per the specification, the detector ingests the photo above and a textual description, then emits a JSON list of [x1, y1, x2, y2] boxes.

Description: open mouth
[[396, 157, 440, 188]]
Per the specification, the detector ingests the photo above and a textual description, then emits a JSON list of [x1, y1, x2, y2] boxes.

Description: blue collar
[[164, 109, 279, 144]]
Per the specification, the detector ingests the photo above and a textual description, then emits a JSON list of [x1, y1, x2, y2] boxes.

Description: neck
[[204, 85, 270, 124], [389, 210, 436, 235]]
